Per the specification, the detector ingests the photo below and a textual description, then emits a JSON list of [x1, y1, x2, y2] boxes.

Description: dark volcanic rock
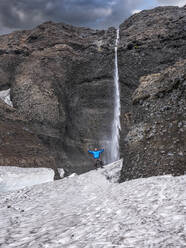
[[119, 6, 186, 181], [0, 22, 116, 174], [120, 60, 186, 181]]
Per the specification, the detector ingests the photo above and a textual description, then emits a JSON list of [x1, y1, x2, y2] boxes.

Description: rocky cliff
[[119, 5, 186, 181], [0, 5, 185, 180], [0, 22, 116, 176]]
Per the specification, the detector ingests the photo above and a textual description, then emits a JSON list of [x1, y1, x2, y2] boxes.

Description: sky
[[0, 0, 186, 34]]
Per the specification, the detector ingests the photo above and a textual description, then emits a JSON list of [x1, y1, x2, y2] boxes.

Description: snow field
[[0, 160, 185, 248]]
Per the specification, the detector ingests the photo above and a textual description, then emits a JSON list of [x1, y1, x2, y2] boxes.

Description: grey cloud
[[0, 0, 126, 32], [1, 0, 181, 35]]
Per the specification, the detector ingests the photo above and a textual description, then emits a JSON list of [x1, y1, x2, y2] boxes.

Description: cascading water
[[110, 29, 121, 162]]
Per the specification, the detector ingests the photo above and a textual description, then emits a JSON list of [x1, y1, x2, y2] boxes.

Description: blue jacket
[[88, 149, 104, 159]]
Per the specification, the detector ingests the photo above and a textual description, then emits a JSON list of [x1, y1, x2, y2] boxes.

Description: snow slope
[[0, 167, 54, 192], [0, 160, 185, 248]]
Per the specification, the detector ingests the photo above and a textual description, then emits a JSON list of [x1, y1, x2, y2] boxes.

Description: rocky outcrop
[[119, 6, 186, 181], [0, 22, 116, 175]]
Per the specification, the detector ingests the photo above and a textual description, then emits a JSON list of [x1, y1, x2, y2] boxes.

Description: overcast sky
[[0, 0, 186, 34]]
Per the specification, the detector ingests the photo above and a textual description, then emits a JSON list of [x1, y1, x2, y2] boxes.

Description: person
[[88, 148, 104, 169]]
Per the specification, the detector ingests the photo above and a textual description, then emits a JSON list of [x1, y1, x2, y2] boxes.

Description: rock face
[[0, 22, 116, 175], [0, 99, 60, 179], [0, 5, 185, 180], [119, 6, 186, 181], [120, 61, 186, 180]]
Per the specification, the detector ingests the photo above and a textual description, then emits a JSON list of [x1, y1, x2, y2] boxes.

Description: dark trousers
[[94, 159, 103, 169]]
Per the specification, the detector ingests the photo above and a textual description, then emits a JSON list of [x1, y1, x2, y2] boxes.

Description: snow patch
[[0, 88, 13, 107], [0, 166, 54, 192], [132, 9, 142, 14]]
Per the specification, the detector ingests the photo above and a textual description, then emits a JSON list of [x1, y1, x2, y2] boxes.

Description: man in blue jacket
[[88, 148, 104, 169]]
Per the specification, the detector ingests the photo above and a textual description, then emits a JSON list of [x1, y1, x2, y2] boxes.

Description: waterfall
[[110, 29, 121, 162]]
